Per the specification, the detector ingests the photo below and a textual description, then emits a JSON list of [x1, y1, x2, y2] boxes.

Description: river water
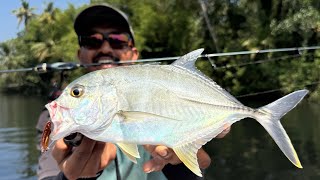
[[0, 93, 319, 180]]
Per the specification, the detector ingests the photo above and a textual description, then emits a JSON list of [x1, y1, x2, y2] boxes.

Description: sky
[[0, 0, 90, 43]]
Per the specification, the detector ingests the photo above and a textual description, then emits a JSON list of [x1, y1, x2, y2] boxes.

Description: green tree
[[38, 2, 57, 24], [12, 0, 36, 28], [1, 3, 81, 95], [198, 0, 320, 100], [0, 42, 13, 66]]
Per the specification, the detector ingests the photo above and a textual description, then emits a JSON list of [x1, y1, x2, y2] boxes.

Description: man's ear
[[131, 47, 139, 61]]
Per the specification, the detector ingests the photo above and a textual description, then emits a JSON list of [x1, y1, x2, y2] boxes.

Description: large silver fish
[[45, 49, 308, 177]]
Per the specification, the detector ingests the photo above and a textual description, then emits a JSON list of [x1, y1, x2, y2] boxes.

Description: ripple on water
[[0, 127, 37, 180]]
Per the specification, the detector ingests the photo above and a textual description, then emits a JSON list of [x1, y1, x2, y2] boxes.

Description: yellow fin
[[117, 143, 140, 163], [118, 110, 182, 122], [173, 144, 202, 177]]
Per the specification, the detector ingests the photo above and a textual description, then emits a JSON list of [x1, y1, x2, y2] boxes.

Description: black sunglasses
[[78, 32, 132, 49]]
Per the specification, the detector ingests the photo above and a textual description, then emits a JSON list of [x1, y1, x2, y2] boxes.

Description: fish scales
[[45, 49, 308, 177], [107, 65, 242, 107], [106, 66, 239, 144]]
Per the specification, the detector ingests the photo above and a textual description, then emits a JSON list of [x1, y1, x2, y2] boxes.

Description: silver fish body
[[46, 49, 308, 176]]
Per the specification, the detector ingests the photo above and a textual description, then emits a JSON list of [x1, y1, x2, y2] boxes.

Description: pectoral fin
[[173, 144, 202, 177], [118, 110, 182, 122], [117, 143, 140, 164]]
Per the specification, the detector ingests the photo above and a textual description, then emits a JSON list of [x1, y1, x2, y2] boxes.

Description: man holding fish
[[37, 4, 231, 180]]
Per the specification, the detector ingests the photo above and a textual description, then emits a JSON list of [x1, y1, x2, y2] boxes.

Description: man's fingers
[[55, 137, 97, 179], [154, 146, 181, 164], [216, 126, 231, 139], [51, 137, 117, 180], [143, 145, 213, 173], [80, 142, 109, 177], [143, 145, 167, 173], [143, 145, 182, 173], [146, 145, 181, 164], [64, 136, 96, 166], [197, 148, 211, 169], [99, 143, 117, 170], [143, 156, 166, 173], [52, 139, 71, 164], [153, 146, 170, 159], [143, 145, 156, 154]]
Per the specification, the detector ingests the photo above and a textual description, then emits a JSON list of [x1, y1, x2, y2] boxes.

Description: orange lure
[[41, 121, 52, 153]]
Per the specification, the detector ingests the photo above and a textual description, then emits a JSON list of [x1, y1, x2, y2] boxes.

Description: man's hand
[[51, 126, 231, 178], [216, 126, 231, 139], [143, 145, 211, 173], [142, 125, 231, 173], [52, 136, 117, 180]]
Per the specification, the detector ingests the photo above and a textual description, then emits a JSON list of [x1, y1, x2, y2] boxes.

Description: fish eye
[[70, 85, 84, 98]]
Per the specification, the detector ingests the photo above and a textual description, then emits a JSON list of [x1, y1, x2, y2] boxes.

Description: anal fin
[[117, 143, 140, 163], [172, 118, 231, 177], [173, 144, 202, 177]]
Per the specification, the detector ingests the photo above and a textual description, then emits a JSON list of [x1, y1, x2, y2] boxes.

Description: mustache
[[93, 53, 120, 64]]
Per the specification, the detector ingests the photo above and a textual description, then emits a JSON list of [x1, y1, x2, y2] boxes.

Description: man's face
[[77, 26, 139, 72]]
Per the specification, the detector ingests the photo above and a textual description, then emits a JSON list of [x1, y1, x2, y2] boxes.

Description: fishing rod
[[108, 45, 320, 64], [0, 62, 80, 73], [0, 45, 319, 73]]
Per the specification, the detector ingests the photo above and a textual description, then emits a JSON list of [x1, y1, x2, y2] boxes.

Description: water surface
[[0, 94, 44, 180], [205, 100, 320, 180]]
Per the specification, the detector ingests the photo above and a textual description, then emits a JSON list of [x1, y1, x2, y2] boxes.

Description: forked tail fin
[[256, 89, 308, 168]]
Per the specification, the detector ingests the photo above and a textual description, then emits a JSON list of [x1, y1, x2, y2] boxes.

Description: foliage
[[12, 0, 36, 27], [1, 2, 81, 95], [0, 0, 319, 101]]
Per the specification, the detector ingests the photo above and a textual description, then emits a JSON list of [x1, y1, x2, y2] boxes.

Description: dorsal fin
[[171, 49, 243, 105], [172, 48, 208, 79], [172, 48, 204, 71]]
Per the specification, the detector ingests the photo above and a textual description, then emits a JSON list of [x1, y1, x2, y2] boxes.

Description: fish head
[[45, 71, 118, 141]]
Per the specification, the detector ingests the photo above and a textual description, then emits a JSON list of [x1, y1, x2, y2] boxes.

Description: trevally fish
[[45, 49, 308, 177]]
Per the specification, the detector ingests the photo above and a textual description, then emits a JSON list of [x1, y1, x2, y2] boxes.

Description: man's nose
[[99, 40, 113, 53]]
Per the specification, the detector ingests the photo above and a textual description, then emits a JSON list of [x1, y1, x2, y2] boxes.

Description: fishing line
[[203, 46, 319, 58], [117, 45, 320, 64], [214, 54, 305, 70], [236, 80, 320, 98], [106, 46, 320, 64]]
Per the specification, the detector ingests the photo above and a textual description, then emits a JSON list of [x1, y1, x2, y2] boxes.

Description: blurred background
[[0, 0, 319, 179]]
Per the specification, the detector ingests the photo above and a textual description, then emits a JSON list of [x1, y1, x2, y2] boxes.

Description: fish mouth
[[45, 101, 74, 140]]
